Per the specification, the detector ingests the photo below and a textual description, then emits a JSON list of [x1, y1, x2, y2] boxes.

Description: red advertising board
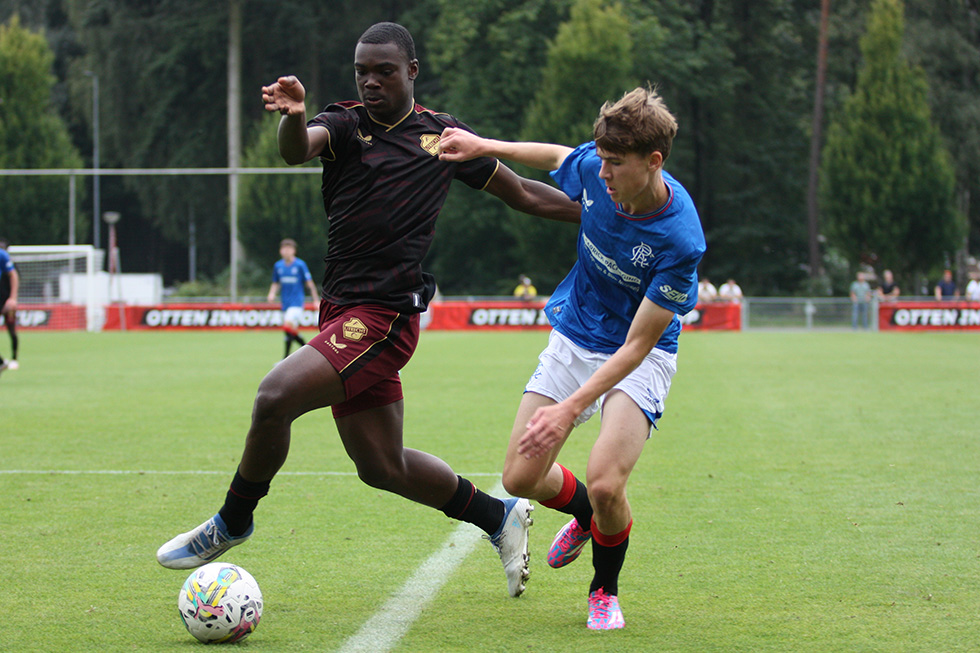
[[878, 301, 980, 331], [6, 304, 87, 330], [99, 300, 742, 331]]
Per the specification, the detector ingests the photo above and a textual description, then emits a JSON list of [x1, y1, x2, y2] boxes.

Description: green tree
[[0, 13, 84, 244], [506, 0, 635, 292], [820, 0, 960, 280], [238, 111, 327, 276]]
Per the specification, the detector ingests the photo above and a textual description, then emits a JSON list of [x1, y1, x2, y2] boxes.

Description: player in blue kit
[[267, 238, 319, 359], [440, 86, 705, 629], [0, 239, 19, 375]]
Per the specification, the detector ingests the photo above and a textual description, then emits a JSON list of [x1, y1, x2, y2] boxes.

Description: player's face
[[354, 42, 418, 124], [596, 147, 661, 212], [280, 245, 295, 260]]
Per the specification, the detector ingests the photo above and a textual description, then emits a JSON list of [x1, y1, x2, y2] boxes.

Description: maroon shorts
[[308, 301, 420, 419]]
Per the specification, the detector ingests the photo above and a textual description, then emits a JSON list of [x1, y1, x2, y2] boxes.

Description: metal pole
[[85, 71, 101, 253], [69, 174, 76, 245], [227, 0, 242, 301]]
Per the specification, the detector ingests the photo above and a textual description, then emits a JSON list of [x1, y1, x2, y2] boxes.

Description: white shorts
[[282, 306, 304, 326], [525, 330, 677, 432]]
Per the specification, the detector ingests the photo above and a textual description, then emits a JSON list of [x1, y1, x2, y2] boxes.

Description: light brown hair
[[593, 86, 678, 160]]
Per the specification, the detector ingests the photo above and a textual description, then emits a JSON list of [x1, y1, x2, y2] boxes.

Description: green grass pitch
[[1, 329, 978, 651]]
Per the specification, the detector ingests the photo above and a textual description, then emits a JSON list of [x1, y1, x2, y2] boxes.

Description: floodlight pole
[[227, 0, 242, 301], [84, 71, 101, 254]]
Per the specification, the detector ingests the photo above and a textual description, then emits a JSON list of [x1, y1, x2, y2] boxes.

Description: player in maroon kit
[[157, 22, 580, 598]]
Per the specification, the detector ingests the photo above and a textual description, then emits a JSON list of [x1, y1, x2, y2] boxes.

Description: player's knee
[[587, 478, 626, 515], [354, 458, 402, 492], [251, 378, 292, 424], [501, 464, 542, 499]]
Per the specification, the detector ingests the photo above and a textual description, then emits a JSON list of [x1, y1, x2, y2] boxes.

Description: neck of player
[[622, 176, 668, 216]]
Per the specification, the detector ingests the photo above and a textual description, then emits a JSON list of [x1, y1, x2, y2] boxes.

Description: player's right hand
[[262, 76, 306, 116], [438, 127, 486, 162]]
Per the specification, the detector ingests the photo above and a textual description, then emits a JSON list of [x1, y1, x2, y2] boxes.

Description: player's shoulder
[[310, 101, 364, 127], [413, 104, 463, 129]]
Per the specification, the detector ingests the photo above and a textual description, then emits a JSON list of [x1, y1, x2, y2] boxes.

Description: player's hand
[[438, 127, 487, 162], [517, 402, 577, 459], [261, 76, 306, 116]]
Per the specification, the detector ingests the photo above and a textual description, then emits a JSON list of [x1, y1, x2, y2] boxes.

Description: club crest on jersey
[[631, 243, 653, 268], [343, 317, 368, 341], [420, 134, 441, 156]]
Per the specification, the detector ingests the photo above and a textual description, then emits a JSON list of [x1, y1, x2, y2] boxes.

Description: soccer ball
[[178, 562, 263, 644]]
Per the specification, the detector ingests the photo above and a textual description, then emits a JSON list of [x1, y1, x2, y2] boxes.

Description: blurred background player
[[267, 238, 319, 359], [440, 86, 705, 630], [0, 238, 19, 374]]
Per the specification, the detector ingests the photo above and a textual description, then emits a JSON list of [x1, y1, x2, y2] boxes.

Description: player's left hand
[[518, 402, 577, 458]]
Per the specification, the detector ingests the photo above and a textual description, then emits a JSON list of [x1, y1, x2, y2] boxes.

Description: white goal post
[[7, 245, 104, 331]]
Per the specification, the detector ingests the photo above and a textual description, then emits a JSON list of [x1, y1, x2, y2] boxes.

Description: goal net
[[7, 245, 105, 331]]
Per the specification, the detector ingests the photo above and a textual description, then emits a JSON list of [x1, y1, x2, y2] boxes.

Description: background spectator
[[718, 278, 743, 303], [965, 270, 980, 302], [698, 277, 718, 303], [877, 269, 900, 301], [849, 271, 872, 329], [513, 275, 537, 300], [934, 269, 959, 300]]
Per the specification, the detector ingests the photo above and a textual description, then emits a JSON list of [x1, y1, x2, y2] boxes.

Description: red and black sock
[[540, 464, 593, 530], [218, 469, 270, 537], [589, 518, 631, 596], [439, 475, 505, 536]]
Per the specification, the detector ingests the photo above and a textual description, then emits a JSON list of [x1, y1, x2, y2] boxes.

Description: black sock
[[293, 333, 306, 347], [283, 334, 292, 358], [566, 480, 594, 531], [440, 476, 505, 536], [590, 536, 629, 596], [218, 469, 270, 536]]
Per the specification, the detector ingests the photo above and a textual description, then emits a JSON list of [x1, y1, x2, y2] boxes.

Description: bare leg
[[239, 346, 346, 482], [501, 391, 572, 501], [585, 390, 649, 534], [335, 400, 458, 508]]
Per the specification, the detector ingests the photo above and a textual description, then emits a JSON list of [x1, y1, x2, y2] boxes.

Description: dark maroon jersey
[[307, 102, 499, 313]]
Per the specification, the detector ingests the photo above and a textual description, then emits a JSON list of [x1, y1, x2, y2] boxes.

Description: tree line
[[0, 0, 976, 297]]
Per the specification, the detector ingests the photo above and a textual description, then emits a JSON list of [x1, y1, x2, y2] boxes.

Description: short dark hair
[[280, 238, 297, 249], [358, 22, 416, 61], [0, 238, 8, 250]]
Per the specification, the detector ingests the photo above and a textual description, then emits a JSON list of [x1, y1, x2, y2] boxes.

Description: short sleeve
[[549, 142, 594, 202], [307, 105, 357, 162], [646, 251, 701, 315], [450, 119, 499, 190]]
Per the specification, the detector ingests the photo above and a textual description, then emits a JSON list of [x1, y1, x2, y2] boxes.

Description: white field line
[[337, 481, 507, 653], [3, 468, 504, 652]]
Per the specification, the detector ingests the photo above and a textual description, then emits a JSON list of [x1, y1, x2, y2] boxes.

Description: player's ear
[[647, 150, 663, 172], [408, 59, 419, 81]]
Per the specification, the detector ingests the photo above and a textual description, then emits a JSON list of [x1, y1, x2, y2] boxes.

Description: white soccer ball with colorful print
[[178, 562, 263, 643]]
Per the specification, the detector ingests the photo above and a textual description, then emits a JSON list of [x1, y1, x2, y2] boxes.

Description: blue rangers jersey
[[272, 258, 313, 310], [546, 142, 705, 354]]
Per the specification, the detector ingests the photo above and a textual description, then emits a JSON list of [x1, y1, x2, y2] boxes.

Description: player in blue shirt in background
[[440, 86, 705, 630], [0, 239, 19, 375], [267, 238, 319, 359]]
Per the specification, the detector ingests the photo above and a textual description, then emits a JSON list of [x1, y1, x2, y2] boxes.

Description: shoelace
[[189, 521, 226, 556]]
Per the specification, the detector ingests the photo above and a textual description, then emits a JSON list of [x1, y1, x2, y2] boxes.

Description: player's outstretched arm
[[261, 75, 328, 165], [439, 127, 572, 171], [484, 164, 581, 224]]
